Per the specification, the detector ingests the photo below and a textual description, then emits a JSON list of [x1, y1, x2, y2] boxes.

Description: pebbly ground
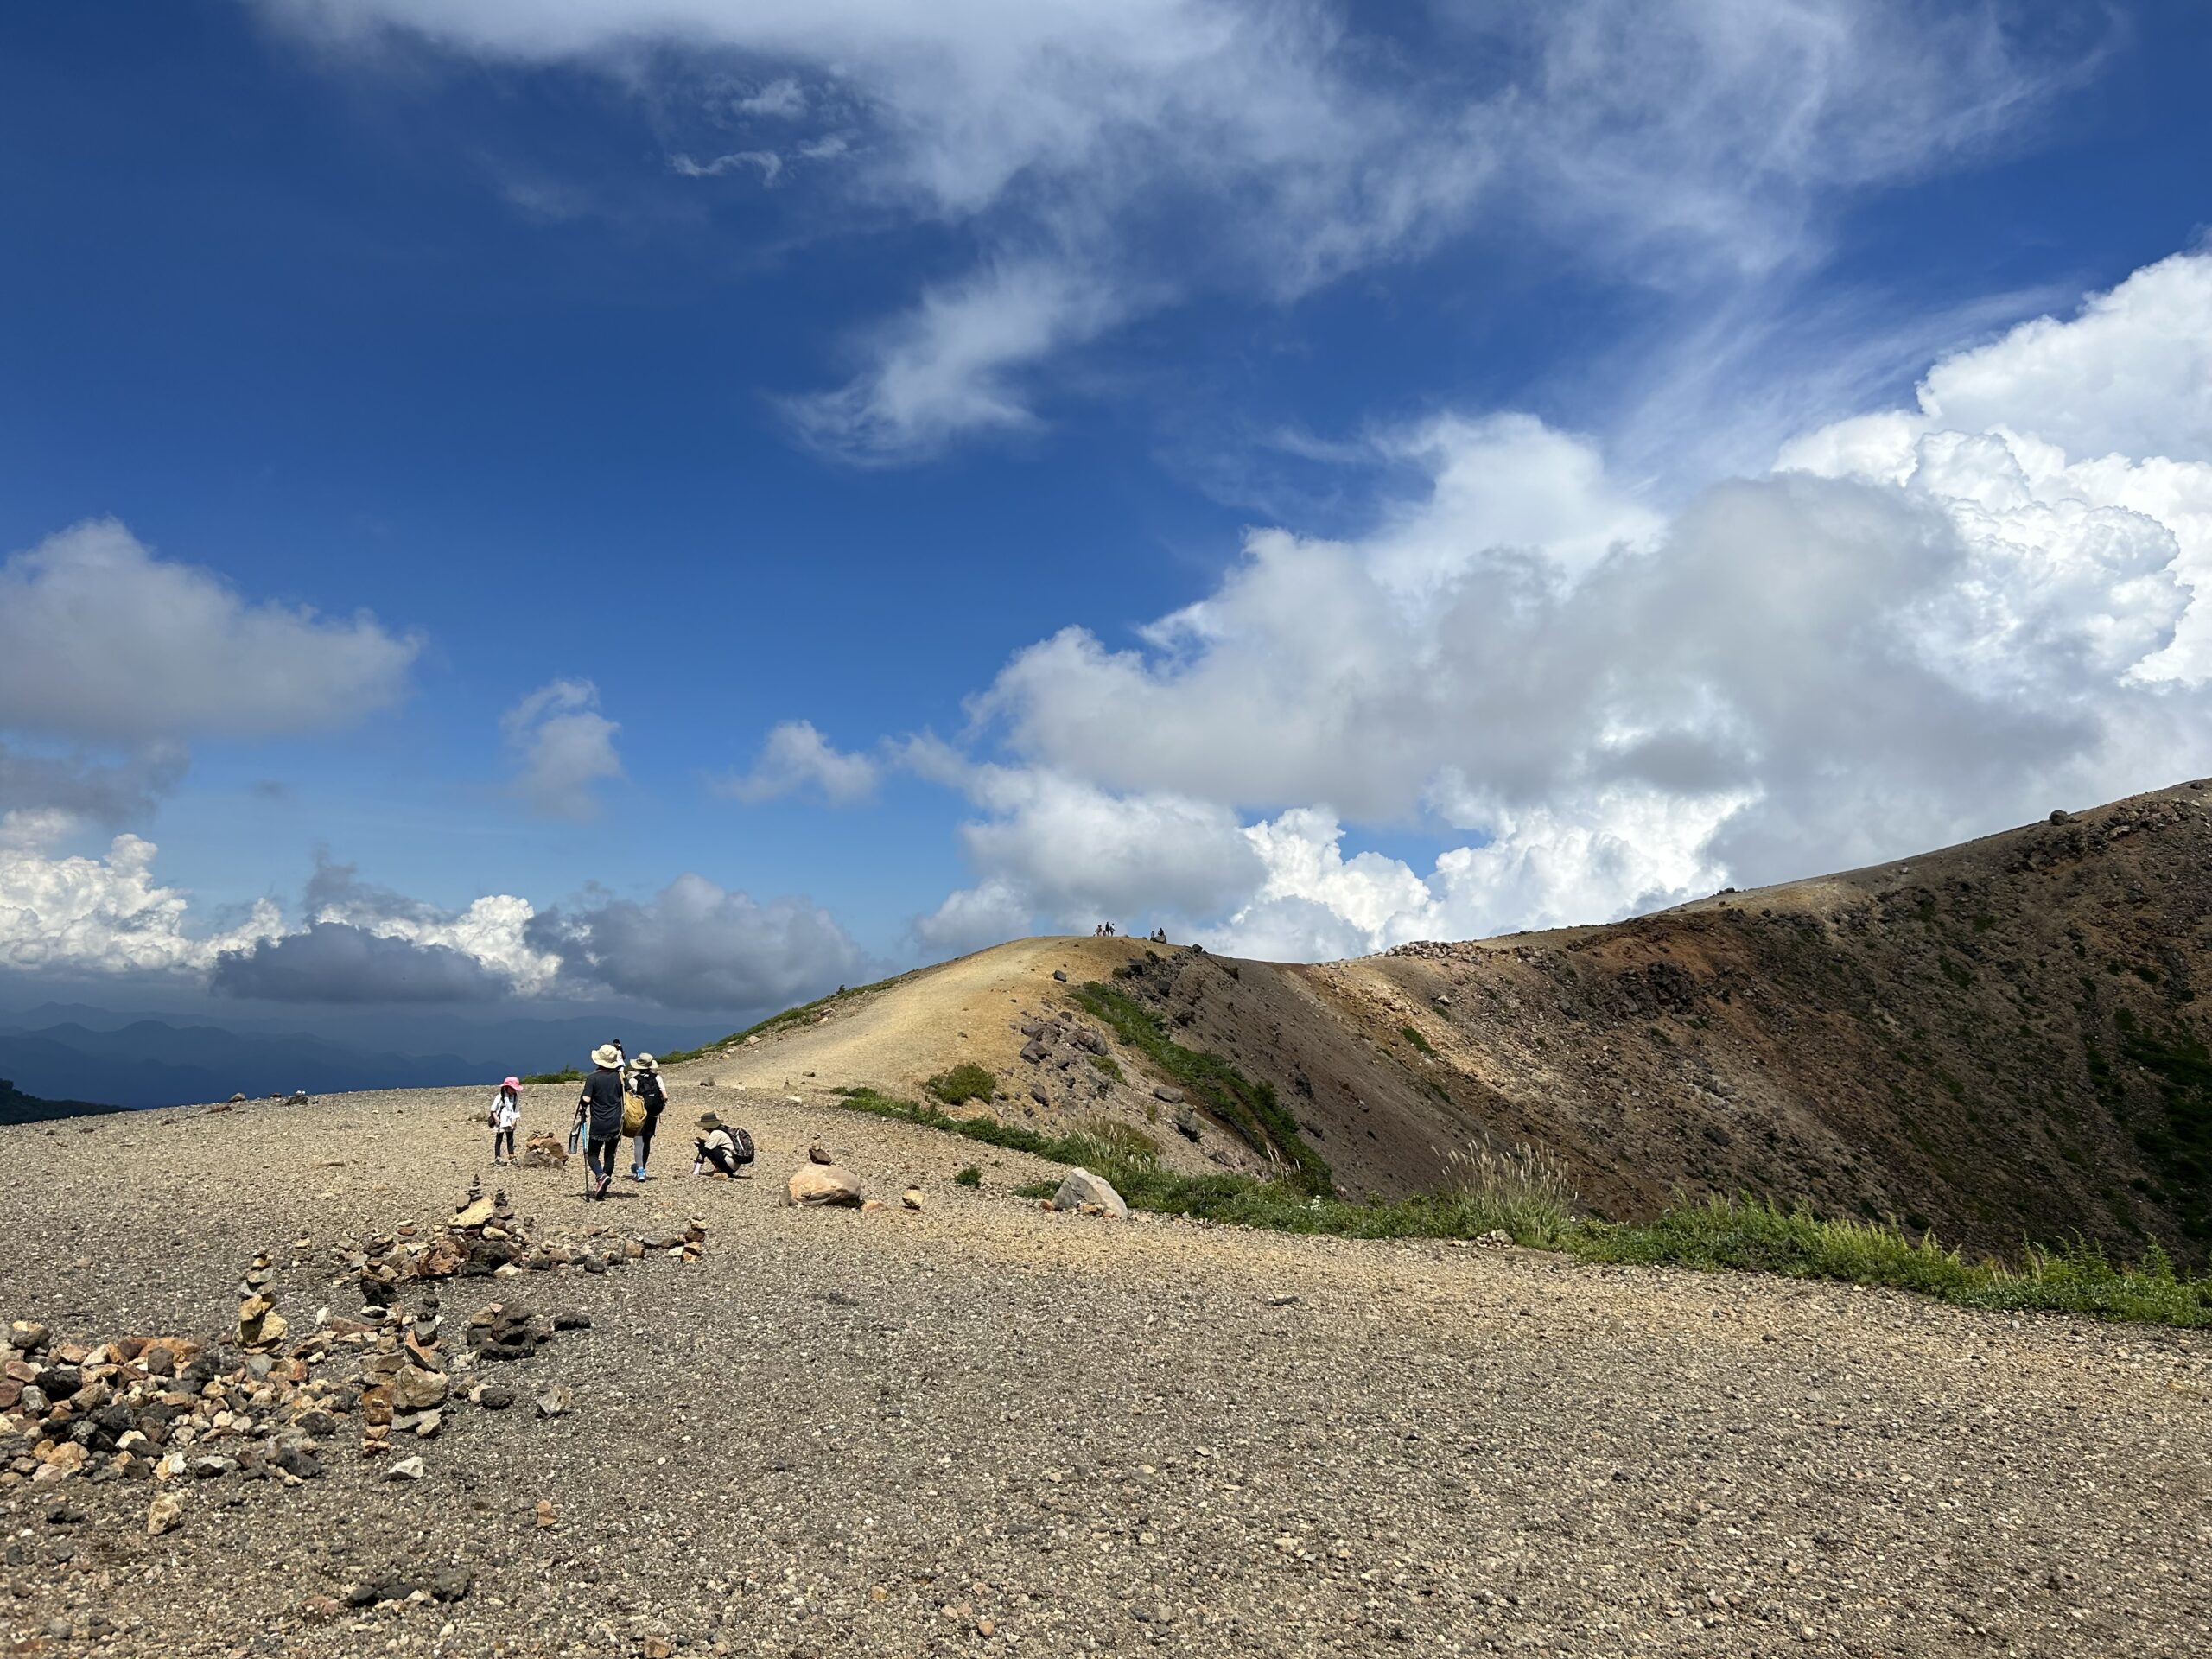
[[1, 1077, 2209, 1658]]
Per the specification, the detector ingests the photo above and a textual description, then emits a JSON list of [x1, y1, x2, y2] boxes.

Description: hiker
[[576, 1043, 626, 1200], [487, 1076, 521, 1166], [629, 1054, 668, 1181], [693, 1113, 753, 1178]]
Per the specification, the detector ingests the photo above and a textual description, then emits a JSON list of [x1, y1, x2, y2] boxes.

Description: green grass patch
[[1398, 1025, 1435, 1056], [954, 1165, 982, 1188], [1070, 981, 1333, 1196], [521, 1068, 580, 1085], [1087, 1052, 1126, 1083], [924, 1062, 998, 1106]]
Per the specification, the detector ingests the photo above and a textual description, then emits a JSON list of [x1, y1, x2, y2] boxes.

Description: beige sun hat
[[590, 1042, 621, 1069], [635, 1053, 658, 1072], [696, 1111, 722, 1129]]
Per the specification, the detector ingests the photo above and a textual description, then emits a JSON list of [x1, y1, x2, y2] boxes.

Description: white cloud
[[671, 149, 782, 185], [0, 518, 419, 744], [500, 680, 623, 819], [784, 260, 1123, 461], [256, 1, 2083, 458], [894, 247, 2212, 959], [735, 77, 805, 119], [912, 875, 1033, 957], [718, 721, 879, 805], [0, 822, 283, 979]]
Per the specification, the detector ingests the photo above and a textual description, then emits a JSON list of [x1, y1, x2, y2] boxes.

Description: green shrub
[[1399, 1025, 1435, 1056], [925, 1062, 999, 1106], [521, 1068, 581, 1085], [954, 1165, 982, 1188], [1087, 1052, 1126, 1083], [1070, 982, 1332, 1196]]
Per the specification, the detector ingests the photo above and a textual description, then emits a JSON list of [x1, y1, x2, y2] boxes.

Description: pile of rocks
[[1014, 1013, 1117, 1112], [343, 1179, 704, 1299], [1, 1313, 341, 1528], [0, 1180, 709, 1530]]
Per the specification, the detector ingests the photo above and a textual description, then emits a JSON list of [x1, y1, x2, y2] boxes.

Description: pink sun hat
[[501, 1076, 521, 1090]]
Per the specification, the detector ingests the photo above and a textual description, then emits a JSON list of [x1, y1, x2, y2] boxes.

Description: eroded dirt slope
[[723, 781, 2212, 1260]]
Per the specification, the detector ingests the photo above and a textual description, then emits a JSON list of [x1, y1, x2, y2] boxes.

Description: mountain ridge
[[697, 779, 2212, 1261]]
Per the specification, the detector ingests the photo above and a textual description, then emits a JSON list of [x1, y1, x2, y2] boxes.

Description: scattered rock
[[474, 1384, 517, 1412], [1475, 1230, 1512, 1250], [1262, 1294, 1300, 1307], [2050, 808, 2073, 824], [520, 1132, 569, 1169], [1151, 1085, 1185, 1104], [787, 1164, 865, 1207], [535, 1498, 558, 1529], [386, 1455, 426, 1481], [391, 1367, 449, 1413], [227, 1092, 247, 1104], [536, 1385, 574, 1419], [808, 1141, 835, 1165], [901, 1187, 923, 1211], [1052, 969, 1069, 982], [146, 1491, 186, 1535], [1052, 1167, 1129, 1220]]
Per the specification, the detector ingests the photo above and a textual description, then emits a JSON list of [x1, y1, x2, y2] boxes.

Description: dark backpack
[[728, 1126, 755, 1165], [638, 1071, 665, 1109]]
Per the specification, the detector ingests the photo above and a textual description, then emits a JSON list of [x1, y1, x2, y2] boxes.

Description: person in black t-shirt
[[576, 1043, 626, 1200]]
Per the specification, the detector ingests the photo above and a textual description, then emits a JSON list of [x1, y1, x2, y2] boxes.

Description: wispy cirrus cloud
[[256, 1, 2096, 461]]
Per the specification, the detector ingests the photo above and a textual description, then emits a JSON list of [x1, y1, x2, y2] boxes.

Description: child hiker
[[629, 1054, 667, 1180], [488, 1076, 522, 1166]]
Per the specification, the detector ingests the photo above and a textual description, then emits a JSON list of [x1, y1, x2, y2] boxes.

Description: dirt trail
[[3, 1083, 2209, 1656]]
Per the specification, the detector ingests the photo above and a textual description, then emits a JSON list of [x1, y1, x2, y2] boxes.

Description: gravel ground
[[2, 1078, 2209, 1658]]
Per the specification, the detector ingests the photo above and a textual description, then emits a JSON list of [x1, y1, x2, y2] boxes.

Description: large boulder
[[1052, 1167, 1129, 1219], [786, 1165, 865, 1207], [520, 1133, 568, 1170]]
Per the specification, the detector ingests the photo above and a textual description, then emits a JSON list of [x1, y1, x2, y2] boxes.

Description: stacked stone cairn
[[0, 1178, 705, 1535]]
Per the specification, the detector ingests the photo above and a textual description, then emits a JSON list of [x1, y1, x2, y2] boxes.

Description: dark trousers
[[493, 1126, 515, 1159], [585, 1134, 620, 1191]]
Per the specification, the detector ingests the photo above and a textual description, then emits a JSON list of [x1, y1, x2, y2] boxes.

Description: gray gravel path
[[2, 1079, 2209, 1657]]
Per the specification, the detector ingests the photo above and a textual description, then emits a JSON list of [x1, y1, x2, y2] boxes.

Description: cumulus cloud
[[302, 856, 561, 995], [501, 680, 623, 819], [0, 821, 283, 978], [717, 721, 880, 806], [0, 518, 418, 744], [527, 874, 867, 1013], [256, 1, 2083, 458], [211, 922, 510, 1003], [883, 248, 2212, 960]]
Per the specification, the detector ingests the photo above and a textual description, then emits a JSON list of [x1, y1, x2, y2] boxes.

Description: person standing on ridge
[[578, 1043, 626, 1200], [630, 1054, 667, 1180], [488, 1076, 521, 1166]]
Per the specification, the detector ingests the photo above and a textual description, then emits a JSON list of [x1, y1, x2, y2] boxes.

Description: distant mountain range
[[0, 1008, 721, 1114]]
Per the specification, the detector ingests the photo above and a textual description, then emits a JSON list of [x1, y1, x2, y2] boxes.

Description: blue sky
[[3, 1, 2210, 1027]]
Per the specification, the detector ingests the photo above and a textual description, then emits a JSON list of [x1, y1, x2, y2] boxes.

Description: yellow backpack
[[621, 1094, 647, 1136]]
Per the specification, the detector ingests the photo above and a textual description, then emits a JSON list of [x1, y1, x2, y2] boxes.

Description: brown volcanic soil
[[3, 1084, 2210, 1657], [717, 780, 2212, 1262]]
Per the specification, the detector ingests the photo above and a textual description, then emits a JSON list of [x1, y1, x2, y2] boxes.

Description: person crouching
[[693, 1113, 753, 1178]]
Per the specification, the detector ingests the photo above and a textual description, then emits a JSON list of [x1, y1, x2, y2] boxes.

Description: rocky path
[[2, 1081, 2209, 1657]]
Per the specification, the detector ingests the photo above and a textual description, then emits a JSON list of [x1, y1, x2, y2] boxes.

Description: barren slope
[[715, 780, 2212, 1260], [3, 1085, 2209, 1656]]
